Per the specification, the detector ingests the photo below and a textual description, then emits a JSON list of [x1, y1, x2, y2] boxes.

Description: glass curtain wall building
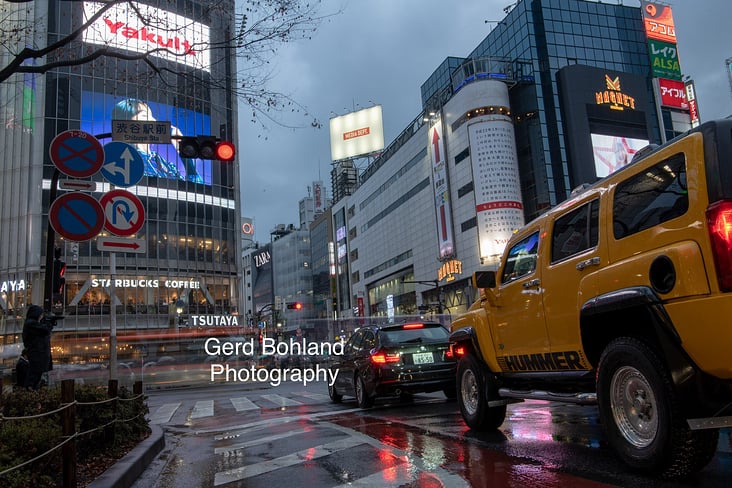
[[0, 1, 240, 357]]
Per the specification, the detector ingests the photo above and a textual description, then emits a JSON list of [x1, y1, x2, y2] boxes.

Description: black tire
[[355, 374, 374, 409], [328, 383, 343, 403], [457, 354, 506, 430], [596, 337, 718, 478]]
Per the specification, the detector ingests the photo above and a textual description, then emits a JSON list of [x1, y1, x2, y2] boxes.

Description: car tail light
[[707, 200, 732, 291], [371, 350, 401, 364], [449, 345, 466, 358], [402, 323, 424, 329]]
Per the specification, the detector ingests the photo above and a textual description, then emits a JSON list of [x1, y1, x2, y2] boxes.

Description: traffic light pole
[[43, 168, 61, 313]]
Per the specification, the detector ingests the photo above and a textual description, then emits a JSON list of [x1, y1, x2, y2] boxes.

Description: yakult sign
[[83, 2, 210, 72]]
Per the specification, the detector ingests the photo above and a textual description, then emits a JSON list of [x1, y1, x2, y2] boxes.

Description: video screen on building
[[80, 91, 212, 185], [590, 133, 649, 178]]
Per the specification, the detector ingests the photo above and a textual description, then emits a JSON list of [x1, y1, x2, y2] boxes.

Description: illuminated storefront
[[0, 1, 240, 350]]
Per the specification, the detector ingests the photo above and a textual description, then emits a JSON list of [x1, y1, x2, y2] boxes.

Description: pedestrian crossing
[[148, 391, 332, 424]]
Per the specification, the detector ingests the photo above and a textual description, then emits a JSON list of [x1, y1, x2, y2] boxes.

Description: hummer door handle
[[523, 279, 540, 289], [576, 256, 600, 270]]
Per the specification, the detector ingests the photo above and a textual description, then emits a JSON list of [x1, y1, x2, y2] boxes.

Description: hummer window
[[613, 154, 688, 239], [551, 200, 599, 263], [501, 232, 540, 284]]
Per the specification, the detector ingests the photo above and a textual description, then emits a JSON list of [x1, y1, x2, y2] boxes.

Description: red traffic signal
[[286, 302, 303, 310], [178, 136, 236, 161]]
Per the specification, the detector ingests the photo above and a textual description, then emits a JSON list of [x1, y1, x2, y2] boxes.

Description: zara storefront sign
[[91, 278, 200, 289]]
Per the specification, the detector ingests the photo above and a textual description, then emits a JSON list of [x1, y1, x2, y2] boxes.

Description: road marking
[[214, 436, 365, 486], [149, 402, 180, 424], [294, 391, 330, 401], [190, 400, 214, 419], [214, 427, 311, 454], [261, 394, 303, 406], [230, 396, 259, 412]]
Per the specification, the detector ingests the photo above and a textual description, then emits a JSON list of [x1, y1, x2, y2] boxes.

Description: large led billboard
[[80, 91, 212, 184], [329, 106, 385, 161], [591, 134, 649, 178], [82, 1, 210, 72]]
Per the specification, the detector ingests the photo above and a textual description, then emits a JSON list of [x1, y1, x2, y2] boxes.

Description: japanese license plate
[[412, 352, 434, 364]]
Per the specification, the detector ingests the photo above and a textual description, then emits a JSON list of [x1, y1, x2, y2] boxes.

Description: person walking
[[22, 305, 54, 390]]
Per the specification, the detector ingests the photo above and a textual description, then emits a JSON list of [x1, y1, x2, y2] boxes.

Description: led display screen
[[591, 134, 649, 178], [80, 91, 212, 184]]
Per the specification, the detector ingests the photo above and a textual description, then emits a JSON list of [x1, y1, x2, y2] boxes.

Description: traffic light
[[53, 258, 66, 294], [178, 136, 236, 161], [286, 302, 303, 310]]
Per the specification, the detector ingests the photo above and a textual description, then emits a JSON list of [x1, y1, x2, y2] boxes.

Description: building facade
[[330, 0, 690, 320], [0, 1, 241, 361]]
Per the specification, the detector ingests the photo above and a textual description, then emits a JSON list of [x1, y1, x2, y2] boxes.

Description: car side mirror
[[473, 271, 496, 288]]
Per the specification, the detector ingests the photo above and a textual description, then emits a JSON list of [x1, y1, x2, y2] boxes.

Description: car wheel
[[355, 374, 374, 409], [597, 337, 718, 478], [328, 383, 343, 403], [457, 353, 506, 430]]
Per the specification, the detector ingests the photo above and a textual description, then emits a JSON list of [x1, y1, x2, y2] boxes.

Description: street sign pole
[[43, 169, 60, 313], [110, 252, 118, 381]]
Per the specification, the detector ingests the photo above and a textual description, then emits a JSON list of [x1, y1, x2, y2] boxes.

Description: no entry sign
[[49, 130, 104, 178]]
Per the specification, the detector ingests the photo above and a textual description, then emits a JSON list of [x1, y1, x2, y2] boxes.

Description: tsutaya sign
[[91, 278, 201, 289], [1, 279, 26, 293], [82, 1, 210, 72]]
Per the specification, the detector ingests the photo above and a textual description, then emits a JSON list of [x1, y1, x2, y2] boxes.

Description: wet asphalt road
[[132, 382, 731, 487]]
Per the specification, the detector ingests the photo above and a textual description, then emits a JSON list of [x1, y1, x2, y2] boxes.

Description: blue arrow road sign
[[102, 142, 144, 187]]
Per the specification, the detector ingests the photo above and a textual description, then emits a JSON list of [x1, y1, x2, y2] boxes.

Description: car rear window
[[380, 325, 449, 344]]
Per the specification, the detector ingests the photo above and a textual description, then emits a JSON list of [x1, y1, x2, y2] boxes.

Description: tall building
[[331, 0, 685, 320], [0, 1, 241, 361]]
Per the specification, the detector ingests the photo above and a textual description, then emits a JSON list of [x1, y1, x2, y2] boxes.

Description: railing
[[0, 378, 148, 488]]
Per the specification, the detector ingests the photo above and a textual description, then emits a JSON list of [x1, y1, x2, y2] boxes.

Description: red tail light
[[402, 323, 424, 329], [371, 350, 401, 364], [707, 200, 732, 291], [450, 345, 466, 357]]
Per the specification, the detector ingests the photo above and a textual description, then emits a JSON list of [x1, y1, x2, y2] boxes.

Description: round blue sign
[[49, 131, 104, 178], [49, 193, 104, 242], [101, 142, 145, 187]]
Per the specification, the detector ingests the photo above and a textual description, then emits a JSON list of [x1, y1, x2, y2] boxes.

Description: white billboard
[[590, 134, 649, 178], [329, 106, 385, 161], [428, 118, 455, 259], [83, 1, 210, 72]]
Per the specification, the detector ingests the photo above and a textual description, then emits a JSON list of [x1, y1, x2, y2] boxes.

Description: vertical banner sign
[[428, 118, 455, 259], [468, 118, 525, 263], [641, 1, 676, 44], [648, 39, 681, 80]]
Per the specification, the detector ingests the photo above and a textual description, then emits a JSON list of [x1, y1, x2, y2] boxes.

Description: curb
[[87, 424, 165, 488]]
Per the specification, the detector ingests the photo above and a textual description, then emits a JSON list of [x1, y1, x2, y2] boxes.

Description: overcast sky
[[238, 0, 732, 242]]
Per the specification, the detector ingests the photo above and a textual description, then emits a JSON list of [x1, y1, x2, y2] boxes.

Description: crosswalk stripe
[[149, 402, 180, 424], [260, 393, 303, 406], [230, 396, 259, 412], [294, 391, 330, 401], [191, 400, 214, 419], [214, 427, 310, 454], [214, 436, 365, 486]]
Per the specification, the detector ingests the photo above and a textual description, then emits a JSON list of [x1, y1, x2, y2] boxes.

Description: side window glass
[[361, 331, 376, 351], [346, 331, 364, 353], [501, 232, 540, 284], [613, 154, 688, 239], [551, 199, 599, 263]]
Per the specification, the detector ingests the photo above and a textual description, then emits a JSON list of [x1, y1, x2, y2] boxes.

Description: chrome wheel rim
[[610, 365, 658, 448], [461, 368, 479, 415]]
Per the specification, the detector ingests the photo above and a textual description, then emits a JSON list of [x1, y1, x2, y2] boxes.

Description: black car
[[328, 322, 457, 408]]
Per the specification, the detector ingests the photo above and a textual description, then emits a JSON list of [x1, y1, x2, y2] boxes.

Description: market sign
[[595, 74, 636, 111]]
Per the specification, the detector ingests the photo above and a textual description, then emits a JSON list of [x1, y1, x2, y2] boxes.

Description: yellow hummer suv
[[449, 119, 732, 478]]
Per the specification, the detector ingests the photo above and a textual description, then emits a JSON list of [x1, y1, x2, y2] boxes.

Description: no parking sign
[[49, 130, 104, 177]]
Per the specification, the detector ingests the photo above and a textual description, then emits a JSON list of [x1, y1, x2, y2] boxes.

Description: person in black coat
[[15, 349, 29, 388], [22, 305, 54, 390]]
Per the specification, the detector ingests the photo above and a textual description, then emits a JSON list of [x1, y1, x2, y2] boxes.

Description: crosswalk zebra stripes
[[149, 392, 328, 424]]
